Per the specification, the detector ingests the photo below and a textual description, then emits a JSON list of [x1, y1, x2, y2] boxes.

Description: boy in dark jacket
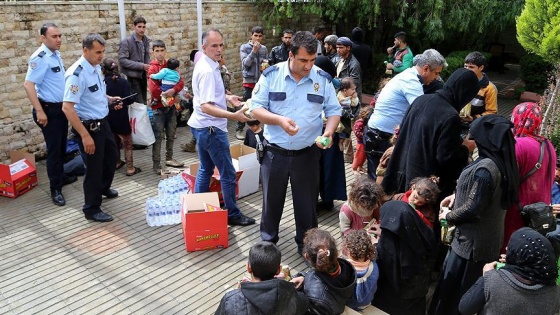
[[215, 241, 309, 315]]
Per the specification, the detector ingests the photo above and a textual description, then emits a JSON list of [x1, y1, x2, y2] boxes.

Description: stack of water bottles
[[145, 174, 190, 226]]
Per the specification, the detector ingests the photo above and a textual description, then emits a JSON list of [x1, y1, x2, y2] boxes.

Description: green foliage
[[519, 54, 552, 93], [516, 0, 560, 64], [363, 53, 389, 94], [440, 51, 492, 81]]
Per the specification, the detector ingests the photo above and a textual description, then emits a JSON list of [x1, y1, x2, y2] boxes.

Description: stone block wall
[[0, 1, 321, 163]]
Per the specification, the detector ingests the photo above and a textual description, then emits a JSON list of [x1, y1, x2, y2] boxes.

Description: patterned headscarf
[[511, 102, 544, 140], [503, 227, 558, 285]]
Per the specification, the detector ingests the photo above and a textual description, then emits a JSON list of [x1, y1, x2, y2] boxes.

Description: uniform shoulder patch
[[317, 69, 332, 82], [73, 65, 83, 77], [262, 65, 278, 77], [37, 51, 46, 58]]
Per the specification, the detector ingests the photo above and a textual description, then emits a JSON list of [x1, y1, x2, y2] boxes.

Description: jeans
[[151, 107, 177, 167], [191, 126, 242, 218]]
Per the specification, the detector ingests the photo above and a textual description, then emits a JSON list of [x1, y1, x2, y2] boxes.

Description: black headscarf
[[469, 114, 519, 209], [314, 55, 337, 79], [436, 68, 480, 112], [503, 227, 558, 285]]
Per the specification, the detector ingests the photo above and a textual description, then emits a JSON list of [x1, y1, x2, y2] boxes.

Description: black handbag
[[518, 140, 557, 235]]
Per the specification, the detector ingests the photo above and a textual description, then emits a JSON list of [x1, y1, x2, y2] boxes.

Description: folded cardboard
[[0, 151, 38, 198], [161, 167, 185, 180], [182, 162, 242, 204], [181, 192, 228, 252], [230, 144, 260, 198]]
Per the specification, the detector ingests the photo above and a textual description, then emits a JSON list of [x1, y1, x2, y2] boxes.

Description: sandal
[[116, 160, 125, 170], [126, 167, 142, 176]]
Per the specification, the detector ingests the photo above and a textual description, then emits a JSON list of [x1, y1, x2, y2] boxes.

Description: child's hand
[[290, 276, 304, 289], [368, 222, 381, 239]]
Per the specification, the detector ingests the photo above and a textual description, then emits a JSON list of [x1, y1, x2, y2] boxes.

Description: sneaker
[[235, 129, 245, 140], [165, 159, 184, 167], [153, 164, 162, 175], [181, 142, 196, 153]]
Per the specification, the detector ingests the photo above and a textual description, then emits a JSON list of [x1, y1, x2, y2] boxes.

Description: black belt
[[266, 143, 312, 156], [39, 99, 63, 108], [81, 117, 106, 133], [367, 127, 393, 140]]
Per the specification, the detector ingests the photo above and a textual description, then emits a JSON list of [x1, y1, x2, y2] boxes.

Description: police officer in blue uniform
[[250, 31, 341, 253], [62, 33, 121, 222], [24, 23, 76, 206]]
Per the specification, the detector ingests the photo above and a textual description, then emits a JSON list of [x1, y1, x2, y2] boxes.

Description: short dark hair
[[251, 26, 264, 34], [464, 51, 486, 67], [152, 40, 166, 50], [83, 33, 105, 49], [283, 29, 294, 36], [167, 58, 180, 70], [133, 16, 147, 25], [40, 23, 58, 36], [247, 120, 261, 127], [394, 31, 407, 43], [311, 26, 325, 35], [101, 57, 119, 79], [289, 31, 317, 56], [340, 77, 356, 90], [248, 241, 281, 281]]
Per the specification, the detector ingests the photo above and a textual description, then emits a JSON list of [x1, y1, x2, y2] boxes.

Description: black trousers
[[74, 119, 117, 215], [127, 74, 147, 105], [33, 102, 68, 191], [260, 145, 321, 248], [365, 127, 392, 180]]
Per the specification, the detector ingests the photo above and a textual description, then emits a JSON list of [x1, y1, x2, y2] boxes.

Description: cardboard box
[[181, 192, 228, 252], [161, 167, 185, 179], [182, 162, 243, 204], [230, 144, 260, 198], [0, 151, 38, 198]]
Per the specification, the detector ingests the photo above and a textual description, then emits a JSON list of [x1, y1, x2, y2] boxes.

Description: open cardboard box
[[181, 192, 228, 252], [230, 144, 260, 198], [0, 151, 38, 198], [182, 162, 242, 204]]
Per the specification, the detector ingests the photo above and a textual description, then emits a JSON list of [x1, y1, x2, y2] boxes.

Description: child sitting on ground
[[243, 119, 263, 149], [352, 106, 374, 174], [337, 77, 360, 162], [291, 229, 356, 315], [150, 57, 180, 107], [391, 176, 440, 227], [343, 229, 379, 311], [339, 176, 384, 236], [215, 241, 308, 315]]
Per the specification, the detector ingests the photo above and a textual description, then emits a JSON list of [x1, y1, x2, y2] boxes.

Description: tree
[[516, 0, 560, 64]]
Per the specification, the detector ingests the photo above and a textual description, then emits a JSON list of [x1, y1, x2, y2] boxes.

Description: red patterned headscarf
[[511, 102, 544, 140]]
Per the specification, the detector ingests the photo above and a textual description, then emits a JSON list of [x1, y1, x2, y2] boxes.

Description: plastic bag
[[129, 102, 155, 146]]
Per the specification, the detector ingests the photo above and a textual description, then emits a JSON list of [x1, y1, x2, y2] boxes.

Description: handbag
[[518, 139, 557, 235], [128, 102, 156, 146]]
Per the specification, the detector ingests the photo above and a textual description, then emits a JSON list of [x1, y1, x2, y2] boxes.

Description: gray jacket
[[240, 41, 268, 84], [118, 33, 151, 79], [449, 158, 504, 262]]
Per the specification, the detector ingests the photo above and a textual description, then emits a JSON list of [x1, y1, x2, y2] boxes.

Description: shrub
[[519, 54, 552, 94], [441, 51, 492, 81]]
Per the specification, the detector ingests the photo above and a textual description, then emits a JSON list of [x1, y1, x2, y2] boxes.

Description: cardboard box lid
[[182, 192, 221, 213], [10, 151, 36, 167], [230, 144, 258, 170], [0, 151, 36, 179]]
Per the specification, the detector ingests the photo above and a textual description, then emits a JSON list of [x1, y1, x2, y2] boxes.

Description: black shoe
[[63, 175, 78, 186], [51, 190, 66, 206], [228, 214, 256, 226], [85, 211, 113, 222], [316, 200, 334, 212], [102, 188, 119, 199]]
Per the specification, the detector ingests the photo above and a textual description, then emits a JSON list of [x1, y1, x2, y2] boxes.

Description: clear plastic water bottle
[[154, 203, 162, 226], [145, 197, 154, 227], [165, 197, 174, 225]]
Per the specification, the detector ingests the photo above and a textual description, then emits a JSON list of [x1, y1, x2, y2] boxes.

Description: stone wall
[[0, 1, 321, 163]]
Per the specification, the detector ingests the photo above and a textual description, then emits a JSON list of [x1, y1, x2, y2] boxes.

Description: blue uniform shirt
[[64, 56, 108, 120], [25, 44, 65, 103], [250, 61, 341, 150]]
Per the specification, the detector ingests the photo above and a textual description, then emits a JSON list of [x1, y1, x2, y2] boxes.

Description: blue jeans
[[191, 126, 242, 218]]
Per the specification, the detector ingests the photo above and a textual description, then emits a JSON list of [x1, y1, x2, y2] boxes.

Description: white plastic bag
[[129, 102, 155, 146]]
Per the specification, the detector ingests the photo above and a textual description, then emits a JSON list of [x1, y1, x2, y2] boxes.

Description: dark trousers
[[33, 102, 68, 191], [260, 145, 321, 248], [365, 128, 392, 180], [236, 87, 253, 131], [151, 107, 177, 167], [74, 119, 117, 215], [127, 74, 147, 105]]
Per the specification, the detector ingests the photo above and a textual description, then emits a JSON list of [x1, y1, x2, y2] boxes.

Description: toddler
[[352, 106, 374, 174], [392, 176, 440, 227], [243, 119, 263, 149], [150, 57, 180, 107], [339, 176, 384, 236], [291, 229, 356, 315], [337, 77, 360, 161], [343, 229, 379, 311]]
